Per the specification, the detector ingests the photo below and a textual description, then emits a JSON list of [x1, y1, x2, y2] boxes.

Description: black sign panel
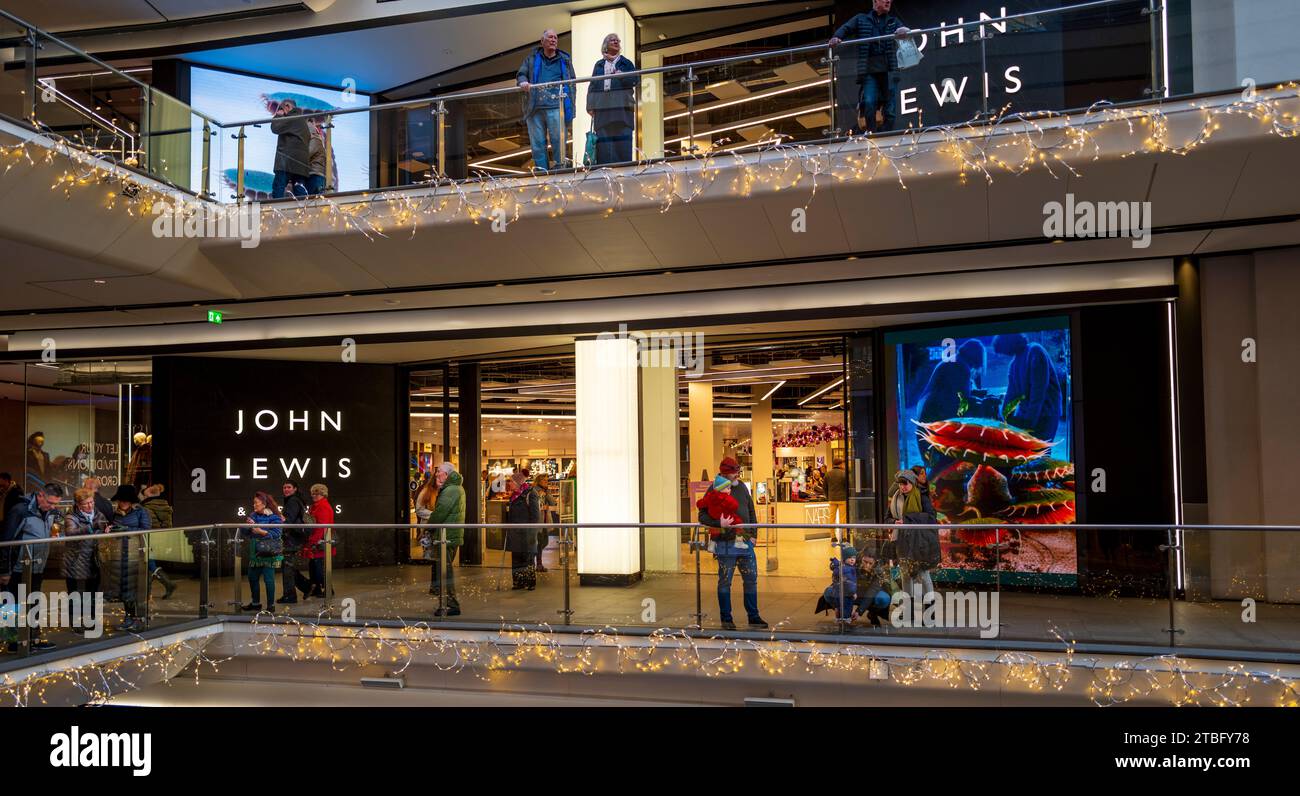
[[835, 0, 1149, 128], [153, 356, 401, 565]]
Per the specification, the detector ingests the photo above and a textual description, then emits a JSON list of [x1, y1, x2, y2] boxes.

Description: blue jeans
[[860, 72, 900, 133], [272, 171, 308, 199], [248, 565, 276, 606], [306, 174, 327, 195], [526, 107, 567, 171], [714, 548, 760, 623]]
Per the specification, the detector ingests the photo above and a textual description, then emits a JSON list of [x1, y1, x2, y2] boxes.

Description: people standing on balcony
[[63, 487, 107, 601], [505, 468, 542, 590], [270, 98, 310, 199], [586, 33, 637, 165], [425, 462, 465, 616], [890, 469, 939, 601], [241, 491, 284, 612], [829, 0, 912, 135], [303, 484, 335, 598], [697, 457, 768, 631], [306, 118, 332, 196], [278, 480, 311, 604], [0, 483, 64, 651], [140, 484, 177, 600], [517, 29, 577, 172], [104, 484, 150, 633]]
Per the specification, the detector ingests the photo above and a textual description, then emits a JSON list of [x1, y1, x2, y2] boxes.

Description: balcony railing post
[[234, 126, 247, 203], [690, 527, 705, 630], [323, 118, 334, 194], [823, 44, 840, 138], [232, 530, 243, 611], [22, 28, 37, 126], [140, 86, 152, 168], [685, 66, 698, 155], [198, 526, 211, 619], [139, 531, 152, 627], [1161, 526, 1184, 646], [200, 119, 212, 199], [1143, 0, 1166, 99], [19, 550, 33, 657], [434, 100, 447, 181], [559, 524, 572, 626], [436, 526, 447, 617], [323, 526, 334, 610]]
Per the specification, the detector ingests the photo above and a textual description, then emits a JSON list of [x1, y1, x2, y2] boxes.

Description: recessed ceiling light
[[383, 299, 400, 305], [540, 289, 557, 296], [92, 279, 106, 285]]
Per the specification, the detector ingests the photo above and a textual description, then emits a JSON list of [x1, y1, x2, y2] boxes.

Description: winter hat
[[895, 469, 918, 487], [712, 474, 732, 491], [110, 484, 139, 503], [841, 545, 858, 560], [718, 457, 740, 477]]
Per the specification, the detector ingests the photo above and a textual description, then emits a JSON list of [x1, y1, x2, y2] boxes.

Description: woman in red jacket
[[302, 483, 335, 597]]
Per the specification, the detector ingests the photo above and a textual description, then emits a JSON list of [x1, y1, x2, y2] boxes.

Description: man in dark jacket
[[427, 463, 466, 615], [278, 480, 311, 603], [517, 29, 577, 171], [270, 98, 310, 198], [697, 457, 767, 630], [829, 0, 913, 134], [1, 484, 64, 651]]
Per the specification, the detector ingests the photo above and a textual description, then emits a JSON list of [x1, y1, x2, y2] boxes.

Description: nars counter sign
[[153, 357, 400, 565]]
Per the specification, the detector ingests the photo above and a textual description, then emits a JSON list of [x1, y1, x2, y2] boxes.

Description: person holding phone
[[270, 98, 310, 198]]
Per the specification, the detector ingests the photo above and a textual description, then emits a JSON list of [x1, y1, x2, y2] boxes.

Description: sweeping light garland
[[3, 84, 1299, 242], [1, 618, 1296, 708]]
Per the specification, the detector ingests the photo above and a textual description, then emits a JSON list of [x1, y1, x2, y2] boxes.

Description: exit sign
[[207, 310, 224, 324]]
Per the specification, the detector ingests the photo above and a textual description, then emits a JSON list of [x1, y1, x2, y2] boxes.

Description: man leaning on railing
[[517, 28, 577, 172], [829, 0, 913, 135]]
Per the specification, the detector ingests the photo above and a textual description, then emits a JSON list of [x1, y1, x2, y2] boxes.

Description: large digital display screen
[[188, 65, 371, 198], [886, 316, 1076, 585]]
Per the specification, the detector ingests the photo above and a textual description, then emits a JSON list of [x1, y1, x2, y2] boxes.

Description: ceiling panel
[[691, 200, 783, 263]]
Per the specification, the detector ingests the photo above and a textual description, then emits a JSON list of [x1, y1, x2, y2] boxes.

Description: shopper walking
[[241, 491, 284, 612], [586, 33, 637, 165], [140, 484, 177, 599], [697, 457, 768, 630], [890, 469, 939, 600], [517, 29, 576, 171], [829, 0, 913, 134], [278, 480, 311, 603], [532, 473, 554, 573], [103, 484, 150, 632], [303, 483, 335, 597], [504, 469, 542, 590], [425, 462, 465, 616], [270, 98, 310, 198]]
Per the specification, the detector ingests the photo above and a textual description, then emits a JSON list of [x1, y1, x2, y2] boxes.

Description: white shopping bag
[[897, 38, 923, 70]]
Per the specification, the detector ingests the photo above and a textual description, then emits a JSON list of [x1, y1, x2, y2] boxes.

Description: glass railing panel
[[1177, 526, 1300, 655], [1167, 0, 1300, 100]]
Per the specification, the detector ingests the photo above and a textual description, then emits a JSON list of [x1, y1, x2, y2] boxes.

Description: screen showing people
[[888, 316, 1076, 584], [188, 66, 371, 198]]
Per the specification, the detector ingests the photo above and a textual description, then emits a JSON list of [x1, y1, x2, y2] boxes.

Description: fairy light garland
[[0, 618, 1295, 707], [3, 84, 1298, 242]]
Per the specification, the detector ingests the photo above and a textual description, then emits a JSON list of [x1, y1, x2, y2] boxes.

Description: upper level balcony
[[0, 0, 1298, 325]]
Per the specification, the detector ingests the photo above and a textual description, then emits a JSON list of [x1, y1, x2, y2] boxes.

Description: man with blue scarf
[[516, 29, 576, 171]]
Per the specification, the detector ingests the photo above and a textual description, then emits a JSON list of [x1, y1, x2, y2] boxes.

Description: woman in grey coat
[[62, 487, 108, 595], [269, 98, 310, 199]]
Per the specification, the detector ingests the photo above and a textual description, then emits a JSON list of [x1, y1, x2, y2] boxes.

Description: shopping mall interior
[[0, 0, 1298, 709]]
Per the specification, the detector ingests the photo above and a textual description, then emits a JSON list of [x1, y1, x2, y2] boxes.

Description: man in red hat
[[696, 457, 767, 630]]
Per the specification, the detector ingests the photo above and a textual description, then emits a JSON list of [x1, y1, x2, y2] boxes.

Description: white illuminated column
[[570, 7, 637, 166], [576, 335, 641, 584]]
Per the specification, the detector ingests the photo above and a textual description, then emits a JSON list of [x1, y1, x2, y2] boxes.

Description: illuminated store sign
[[154, 358, 400, 553]]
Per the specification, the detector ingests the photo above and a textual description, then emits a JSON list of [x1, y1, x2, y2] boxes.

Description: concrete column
[[751, 385, 774, 491], [688, 380, 714, 482], [570, 7, 636, 166], [575, 336, 642, 584], [641, 357, 679, 572]]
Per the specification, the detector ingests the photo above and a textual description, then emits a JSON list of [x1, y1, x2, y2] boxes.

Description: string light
[[3, 84, 1297, 241]]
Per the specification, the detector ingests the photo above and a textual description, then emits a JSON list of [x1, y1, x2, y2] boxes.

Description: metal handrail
[[0, 519, 1284, 548], [217, 0, 1136, 128]]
